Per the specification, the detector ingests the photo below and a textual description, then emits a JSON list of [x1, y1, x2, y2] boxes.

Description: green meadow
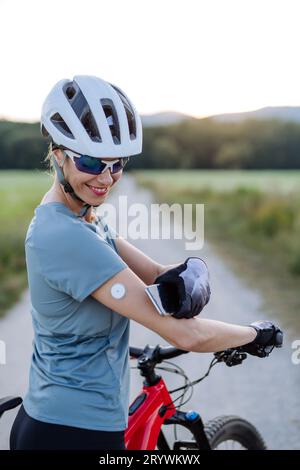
[[0, 171, 52, 317], [134, 169, 300, 194]]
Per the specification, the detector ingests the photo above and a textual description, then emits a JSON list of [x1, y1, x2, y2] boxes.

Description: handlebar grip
[[275, 330, 283, 348]]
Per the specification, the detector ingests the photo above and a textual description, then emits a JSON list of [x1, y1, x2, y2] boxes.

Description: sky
[[1, 0, 300, 122]]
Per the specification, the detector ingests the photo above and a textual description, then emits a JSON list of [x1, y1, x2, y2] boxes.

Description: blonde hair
[[43, 143, 55, 176]]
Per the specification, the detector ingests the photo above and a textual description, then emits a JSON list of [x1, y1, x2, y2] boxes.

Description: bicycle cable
[[159, 355, 220, 412], [130, 361, 193, 408], [156, 360, 194, 407], [155, 360, 195, 441]]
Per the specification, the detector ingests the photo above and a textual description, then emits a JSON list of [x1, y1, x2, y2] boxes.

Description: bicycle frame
[[125, 376, 175, 450], [125, 345, 211, 450]]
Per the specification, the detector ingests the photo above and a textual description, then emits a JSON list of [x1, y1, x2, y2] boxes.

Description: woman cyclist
[[10, 75, 282, 450]]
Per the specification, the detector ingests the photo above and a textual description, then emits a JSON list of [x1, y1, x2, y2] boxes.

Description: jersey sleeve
[[34, 219, 128, 302]]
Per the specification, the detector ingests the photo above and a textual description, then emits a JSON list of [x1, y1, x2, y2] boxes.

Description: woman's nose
[[96, 168, 113, 185]]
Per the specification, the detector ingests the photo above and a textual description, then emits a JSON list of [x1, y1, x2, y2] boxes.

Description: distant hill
[[3, 106, 300, 129], [141, 107, 300, 127], [210, 106, 300, 123], [141, 111, 194, 127]]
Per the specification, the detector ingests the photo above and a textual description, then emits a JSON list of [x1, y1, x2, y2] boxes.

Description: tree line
[[1, 118, 300, 170]]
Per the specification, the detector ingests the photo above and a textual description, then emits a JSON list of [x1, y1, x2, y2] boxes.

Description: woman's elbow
[[165, 318, 201, 352], [175, 318, 214, 353]]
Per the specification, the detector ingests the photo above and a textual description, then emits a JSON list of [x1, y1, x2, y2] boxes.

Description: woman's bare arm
[[183, 317, 257, 352], [91, 266, 256, 352], [115, 235, 179, 285]]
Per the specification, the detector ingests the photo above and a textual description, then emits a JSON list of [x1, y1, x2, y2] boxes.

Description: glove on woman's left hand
[[154, 257, 211, 319], [240, 320, 283, 358]]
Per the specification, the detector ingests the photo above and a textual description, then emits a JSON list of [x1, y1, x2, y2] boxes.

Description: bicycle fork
[[160, 409, 211, 450]]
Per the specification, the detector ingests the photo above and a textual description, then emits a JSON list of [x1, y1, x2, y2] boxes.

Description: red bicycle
[[1, 345, 268, 450], [125, 344, 267, 450]]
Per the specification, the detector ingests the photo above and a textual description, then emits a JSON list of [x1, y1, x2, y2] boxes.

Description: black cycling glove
[[154, 257, 211, 319], [240, 320, 283, 358]]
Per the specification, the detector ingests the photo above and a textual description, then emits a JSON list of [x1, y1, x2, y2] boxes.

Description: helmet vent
[[81, 110, 102, 143], [65, 86, 76, 100], [41, 124, 50, 138], [65, 83, 102, 143], [110, 84, 137, 140], [101, 99, 121, 145], [50, 113, 74, 139]]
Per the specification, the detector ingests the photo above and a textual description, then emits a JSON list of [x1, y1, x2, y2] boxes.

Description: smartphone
[[144, 284, 172, 316]]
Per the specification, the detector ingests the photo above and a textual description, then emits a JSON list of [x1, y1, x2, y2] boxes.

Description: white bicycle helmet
[[41, 75, 142, 158]]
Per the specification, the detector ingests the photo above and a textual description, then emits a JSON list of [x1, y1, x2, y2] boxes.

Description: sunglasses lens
[[74, 155, 106, 175], [72, 154, 129, 175]]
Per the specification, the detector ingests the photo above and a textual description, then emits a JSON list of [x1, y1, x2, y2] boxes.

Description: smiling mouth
[[86, 184, 109, 196]]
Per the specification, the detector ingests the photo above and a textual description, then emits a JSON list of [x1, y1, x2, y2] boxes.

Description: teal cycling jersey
[[23, 202, 130, 431]]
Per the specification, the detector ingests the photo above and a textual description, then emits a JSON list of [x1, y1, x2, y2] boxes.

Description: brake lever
[[214, 348, 248, 367], [214, 327, 283, 365]]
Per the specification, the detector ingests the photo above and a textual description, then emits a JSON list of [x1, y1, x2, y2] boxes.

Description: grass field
[[134, 169, 300, 193], [0, 170, 52, 317]]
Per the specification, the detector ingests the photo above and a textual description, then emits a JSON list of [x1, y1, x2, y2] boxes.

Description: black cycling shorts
[[10, 404, 126, 450]]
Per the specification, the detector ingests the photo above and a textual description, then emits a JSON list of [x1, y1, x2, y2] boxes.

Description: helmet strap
[[51, 155, 92, 218]]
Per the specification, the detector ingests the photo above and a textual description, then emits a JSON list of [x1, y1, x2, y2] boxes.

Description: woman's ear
[[52, 149, 64, 168]]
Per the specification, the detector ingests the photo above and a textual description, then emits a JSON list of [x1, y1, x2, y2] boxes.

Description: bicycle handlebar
[[129, 344, 252, 366], [130, 345, 188, 361], [130, 339, 279, 368]]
